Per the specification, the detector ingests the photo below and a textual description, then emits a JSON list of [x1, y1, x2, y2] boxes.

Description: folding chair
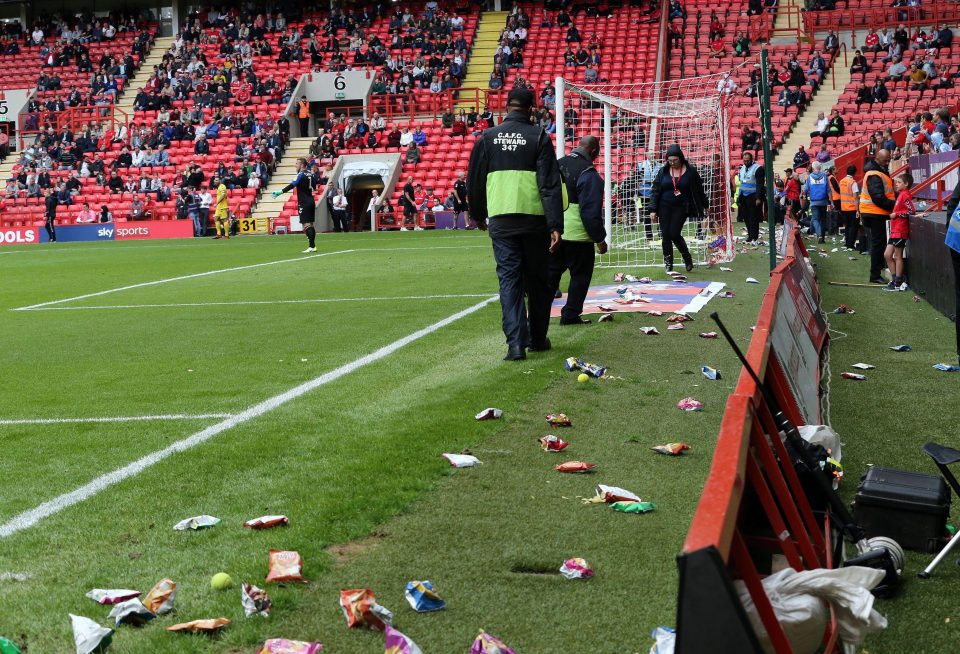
[[918, 442, 960, 578]]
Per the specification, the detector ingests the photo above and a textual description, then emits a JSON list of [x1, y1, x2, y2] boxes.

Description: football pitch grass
[[0, 231, 955, 653]]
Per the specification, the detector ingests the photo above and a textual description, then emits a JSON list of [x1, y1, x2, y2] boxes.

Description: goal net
[[557, 73, 735, 269]]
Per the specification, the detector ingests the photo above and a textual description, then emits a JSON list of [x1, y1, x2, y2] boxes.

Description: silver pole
[[555, 76, 566, 159], [603, 102, 613, 249]]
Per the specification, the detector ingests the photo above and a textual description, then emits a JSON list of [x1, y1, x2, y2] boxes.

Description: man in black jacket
[[859, 149, 896, 284], [549, 135, 607, 325], [468, 87, 564, 361], [43, 187, 58, 242]]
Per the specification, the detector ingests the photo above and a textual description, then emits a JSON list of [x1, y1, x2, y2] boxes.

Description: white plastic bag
[[798, 424, 842, 462]]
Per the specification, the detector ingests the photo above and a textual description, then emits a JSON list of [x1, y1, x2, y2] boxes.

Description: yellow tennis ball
[[577, 373, 590, 383], [211, 572, 233, 590]]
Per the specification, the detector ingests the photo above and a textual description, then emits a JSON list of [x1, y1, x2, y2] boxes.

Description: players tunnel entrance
[[347, 174, 384, 232]]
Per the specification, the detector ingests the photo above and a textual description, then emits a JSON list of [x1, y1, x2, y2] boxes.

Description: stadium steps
[[770, 0, 805, 44], [457, 10, 508, 109], [115, 36, 175, 116], [249, 137, 314, 222], [0, 157, 16, 184], [771, 62, 852, 174]]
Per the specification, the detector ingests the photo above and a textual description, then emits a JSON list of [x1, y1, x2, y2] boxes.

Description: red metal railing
[[800, 3, 960, 41]]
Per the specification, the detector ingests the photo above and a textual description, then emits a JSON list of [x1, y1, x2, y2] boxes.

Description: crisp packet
[[613, 272, 626, 282], [266, 549, 306, 583], [339, 588, 393, 630], [720, 266, 733, 272], [647, 310, 664, 317], [173, 515, 221, 531], [539, 435, 569, 452], [385, 626, 424, 654], [701, 365, 721, 380], [718, 290, 736, 298], [612, 501, 657, 514], [442, 453, 481, 468], [107, 598, 155, 627], [890, 344, 912, 352], [709, 236, 727, 250], [0, 637, 21, 654], [546, 413, 572, 427], [841, 372, 866, 380], [667, 323, 685, 331], [597, 304, 617, 312], [598, 313, 614, 323], [934, 363, 960, 372], [404, 580, 446, 612], [166, 618, 230, 633], [555, 461, 596, 473], [699, 331, 718, 339], [746, 277, 759, 284], [559, 558, 594, 580], [640, 326, 660, 335], [85, 589, 140, 606], [652, 443, 691, 455], [475, 408, 503, 421], [638, 276, 653, 284], [471, 631, 516, 654], [667, 313, 692, 322], [624, 274, 640, 282], [142, 578, 177, 615], [596, 484, 641, 503], [70, 614, 113, 654], [258, 638, 323, 654], [564, 357, 606, 378], [676, 398, 703, 411], [851, 363, 875, 370], [242, 582, 272, 618], [244, 515, 289, 529], [833, 304, 855, 315]]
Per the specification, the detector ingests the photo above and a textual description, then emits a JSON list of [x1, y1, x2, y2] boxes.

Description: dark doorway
[[347, 175, 384, 232]]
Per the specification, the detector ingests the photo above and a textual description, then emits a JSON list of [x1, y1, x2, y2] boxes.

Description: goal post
[[556, 73, 737, 269]]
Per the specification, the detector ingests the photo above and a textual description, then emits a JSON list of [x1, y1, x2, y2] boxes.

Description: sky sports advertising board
[[0, 220, 194, 245]]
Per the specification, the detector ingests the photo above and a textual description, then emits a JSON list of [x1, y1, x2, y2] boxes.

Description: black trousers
[[862, 215, 888, 280], [659, 203, 691, 263], [199, 208, 209, 235], [951, 248, 960, 360], [841, 210, 858, 249], [44, 216, 56, 241], [332, 209, 349, 232], [548, 240, 596, 323], [491, 232, 552, 348], [298, 116, 309, 136], [739, 194, 761, 241]]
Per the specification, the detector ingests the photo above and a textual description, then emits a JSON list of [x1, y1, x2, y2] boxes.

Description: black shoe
[[664, 255, 674, 273], [682, 253, 694, 272], [559, 317, 591, 325], [554, 289, 562, 299], [868, 278, 885, 285], [817, 237, 825, 243], [503, 345, 526, 361], [528, 338, 552, 352]]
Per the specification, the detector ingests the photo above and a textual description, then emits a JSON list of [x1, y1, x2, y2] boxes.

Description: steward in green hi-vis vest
[[466, 86, 564, 362]]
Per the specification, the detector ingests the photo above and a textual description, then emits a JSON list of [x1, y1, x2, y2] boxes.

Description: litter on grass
[[0, 637, 21, 654], [746, 277, 760, 284], [85, 589, 140, 606], [107, 598, 155, 627], [166, 618, 230, 633], [559, 558, 594, 580], [647, 310, 664, 317], [612, 501, 657, 514], [640, 326, 661, 335], [596, 484, 641, 503], [242, 582, 272, 618], [934, 363, 960, 372], [258, 639, 323, 654], [404, 580, 446, 612], [142, 579, 176, 615], [471, 631, 516, 654], [546, 413, 572, 427], [442, 453, 481, 468], [718, 291, 736, 299], [613, 272, 626, 282], [0, 572, 31, 583], [841, 372, 866, 381], [890, 345, 912, 352], [650, 626, 677, 653], [677, 398, 703, 411], [244, 515, 289, 529], [173, 515, 220, 531], [720, 267, 733, 272], [555, 461, 596, 473], [475, 408, 503, 421], [667, 314, 692, 322], [667, 323, 685, 331], [833, 305, 855, 314], [652, 443, 691, 456], [266, 549, 306, 583], [597, 304, 617, 312], [339, 588, 393, 630], [598, 313, 614, 323], [539, 435, 569, 452], [385, 626, 424, 654], [565, 357, 606, 378], [699, 331, 718, 339], [701, 365, 721, 380], [851, 363, 875, 370], [70, 614, 113, 654]]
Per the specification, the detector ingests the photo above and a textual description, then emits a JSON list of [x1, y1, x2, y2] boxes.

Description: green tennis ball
[[211, 572, 233, 590], [577, 373, 590, 383]]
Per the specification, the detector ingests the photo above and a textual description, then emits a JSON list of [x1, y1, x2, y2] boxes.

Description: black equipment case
[[853, 467, 950, 553]]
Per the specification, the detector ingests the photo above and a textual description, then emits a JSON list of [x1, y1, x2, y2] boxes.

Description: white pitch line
[[18, 293, 496, 311], [0, 295, 498, 538], [0, 413, 233, 426], [11, 249, 356, 311]]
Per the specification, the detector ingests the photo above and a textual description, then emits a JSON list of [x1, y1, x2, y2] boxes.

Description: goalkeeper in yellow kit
[[212, 176, 230, 239]]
